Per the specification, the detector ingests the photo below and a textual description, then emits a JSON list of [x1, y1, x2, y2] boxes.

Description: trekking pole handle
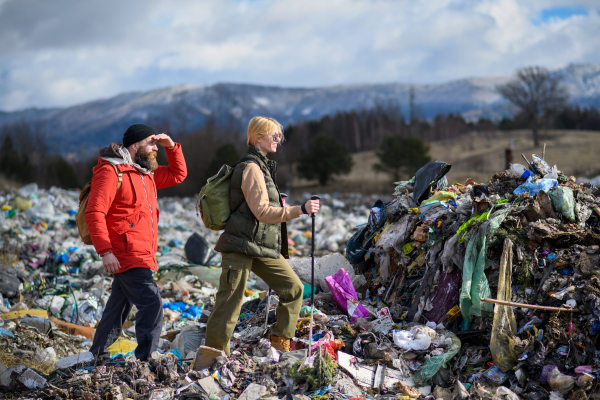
[[310, 195, 321, 215]]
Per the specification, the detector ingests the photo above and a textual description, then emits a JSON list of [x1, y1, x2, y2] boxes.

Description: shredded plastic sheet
[[490, 239, 522, 372], [456, 212, 489, 243], [421, 190, 456, 206], [412, 331, 461, 386], [460, 207, 512, 322]]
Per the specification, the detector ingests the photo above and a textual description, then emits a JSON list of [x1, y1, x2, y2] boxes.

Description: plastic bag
[[513, 177, 558, 196], [393, 325, 436, 350], [490, 239, 522, 372], [412, 331, 461, 386], [460, 207, 512, 322], [325, 268, 370, 322], [547, 367, 575, 395], [549, 186, 576, 221], [412, 161, 452, 206], [345, 225, 369, 266], [346, 199, 386, 269], [172, 324, 204, 357]]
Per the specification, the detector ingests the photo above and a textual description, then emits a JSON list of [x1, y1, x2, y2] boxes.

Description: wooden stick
[[480, 298, 580, 312], [521, 153, 533, 169], [542, 143, 546, 161]]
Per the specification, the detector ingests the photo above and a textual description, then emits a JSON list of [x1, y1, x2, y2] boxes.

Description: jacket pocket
[[112, 211, 144, 235], [222, 260, 245, 291], [112, 211, 151, 254], [226, 234, 244, 248]]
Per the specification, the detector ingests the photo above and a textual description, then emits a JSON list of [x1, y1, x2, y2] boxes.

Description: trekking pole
[[308, 195, 320, 358], [264, 288, 272, 330]]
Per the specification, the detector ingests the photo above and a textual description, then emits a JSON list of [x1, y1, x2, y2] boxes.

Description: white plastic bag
[[393, 325, 436, 350]]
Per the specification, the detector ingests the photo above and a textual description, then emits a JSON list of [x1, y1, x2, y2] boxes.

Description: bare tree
[[497, 66, 568, 146]]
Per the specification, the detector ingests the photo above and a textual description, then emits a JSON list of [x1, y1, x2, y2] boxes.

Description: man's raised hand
[[153, 134, 175, 149]]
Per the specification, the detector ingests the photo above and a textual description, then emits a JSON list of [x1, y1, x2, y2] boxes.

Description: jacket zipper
[[140, 174, 155, 252]]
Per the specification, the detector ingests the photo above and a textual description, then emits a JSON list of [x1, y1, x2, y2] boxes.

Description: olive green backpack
[[195, 159, 254, 230]]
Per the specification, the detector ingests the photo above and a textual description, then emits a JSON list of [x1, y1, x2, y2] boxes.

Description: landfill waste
[[2, 154, 600, 399]]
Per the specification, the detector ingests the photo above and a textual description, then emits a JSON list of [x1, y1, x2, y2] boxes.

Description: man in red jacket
[[85, 124, 187, 361]]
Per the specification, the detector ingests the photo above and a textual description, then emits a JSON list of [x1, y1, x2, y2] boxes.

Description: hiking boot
[[270, 335, 291, 353]]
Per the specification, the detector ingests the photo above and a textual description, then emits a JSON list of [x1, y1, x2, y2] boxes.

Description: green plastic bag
[[549, 186, 576, 222], [460, 207, 511, 322], [412, 331, 461, 386]]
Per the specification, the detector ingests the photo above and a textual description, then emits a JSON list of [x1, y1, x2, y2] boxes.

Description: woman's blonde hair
[[247, 116, 284, 146]]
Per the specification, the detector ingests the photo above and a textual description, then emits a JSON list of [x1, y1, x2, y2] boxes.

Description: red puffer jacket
[[84, 143, 187, 273]]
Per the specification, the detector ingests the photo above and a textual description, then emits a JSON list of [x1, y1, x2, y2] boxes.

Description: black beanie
[[122, 124, 156, 148]]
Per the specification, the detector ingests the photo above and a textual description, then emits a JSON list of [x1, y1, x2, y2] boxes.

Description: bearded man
[[85, 124, 187, 361]]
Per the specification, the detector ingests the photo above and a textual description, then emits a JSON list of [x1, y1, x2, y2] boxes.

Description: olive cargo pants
[[205, 252, 303, 355]]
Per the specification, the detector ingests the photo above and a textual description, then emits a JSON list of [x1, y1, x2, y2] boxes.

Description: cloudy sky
[[0, 0, 599, 111]]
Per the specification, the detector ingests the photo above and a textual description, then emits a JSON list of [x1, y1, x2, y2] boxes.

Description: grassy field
[[286, 129, 600, 194]]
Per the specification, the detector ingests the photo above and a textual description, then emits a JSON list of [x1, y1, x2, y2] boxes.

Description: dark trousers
[[89, 268, 163, 361]]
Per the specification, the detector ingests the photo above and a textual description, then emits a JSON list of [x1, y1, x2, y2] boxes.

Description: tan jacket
[[241, 163, 302, 224]]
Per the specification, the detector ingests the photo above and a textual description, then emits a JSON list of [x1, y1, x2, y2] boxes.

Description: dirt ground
[[286, 129, 600, 193]]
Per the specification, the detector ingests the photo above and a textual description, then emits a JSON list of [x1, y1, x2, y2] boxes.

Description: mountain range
[[1, 63, 599, 155]]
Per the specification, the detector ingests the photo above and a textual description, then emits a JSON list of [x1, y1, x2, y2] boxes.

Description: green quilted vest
[[214, 146, 289, 259]]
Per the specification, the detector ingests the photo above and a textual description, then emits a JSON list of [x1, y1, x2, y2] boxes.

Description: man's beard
[[135, 149, 158, 171]]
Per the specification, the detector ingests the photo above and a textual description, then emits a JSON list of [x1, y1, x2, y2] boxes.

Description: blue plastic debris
[[168, 239, 183, 247], [169, 349, 182, 359], [0, 328, 15, 338], [164, 302, 203, 320], [513, 177, 557, 196]]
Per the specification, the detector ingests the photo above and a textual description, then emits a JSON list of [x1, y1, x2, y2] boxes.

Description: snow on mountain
[[0, 63, 598, 155]]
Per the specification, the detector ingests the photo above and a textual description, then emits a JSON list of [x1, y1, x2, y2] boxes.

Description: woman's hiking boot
[[270, 335, 291, 353]]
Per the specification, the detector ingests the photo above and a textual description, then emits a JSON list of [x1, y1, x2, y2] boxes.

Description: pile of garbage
[[1, 152, 600, 400], [340, 157, 600, 399]]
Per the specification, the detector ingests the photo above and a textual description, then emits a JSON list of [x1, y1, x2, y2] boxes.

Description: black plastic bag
[[185, 232, 211, 265], [412, 161, 452, 206], [0, 263, 20, 299], [346, 225, 368, 265], [346, 200, 386, 270]]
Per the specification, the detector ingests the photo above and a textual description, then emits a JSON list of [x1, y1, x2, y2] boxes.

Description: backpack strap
[[110, 164, 123, 195], [227, 157, 259, 221]]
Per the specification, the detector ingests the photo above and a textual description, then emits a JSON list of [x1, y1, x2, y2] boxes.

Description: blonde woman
[[205, 116, 320, 354]]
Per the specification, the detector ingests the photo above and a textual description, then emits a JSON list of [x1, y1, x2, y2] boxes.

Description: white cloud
[[0, 0, 599, 111]]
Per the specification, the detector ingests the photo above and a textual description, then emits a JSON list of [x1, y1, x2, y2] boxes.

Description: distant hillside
[[1, 63, 599, 155], [297, 129, 600, 193]]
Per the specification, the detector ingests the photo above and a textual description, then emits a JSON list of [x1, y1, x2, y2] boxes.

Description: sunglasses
[[267, 133, 282, 142]]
